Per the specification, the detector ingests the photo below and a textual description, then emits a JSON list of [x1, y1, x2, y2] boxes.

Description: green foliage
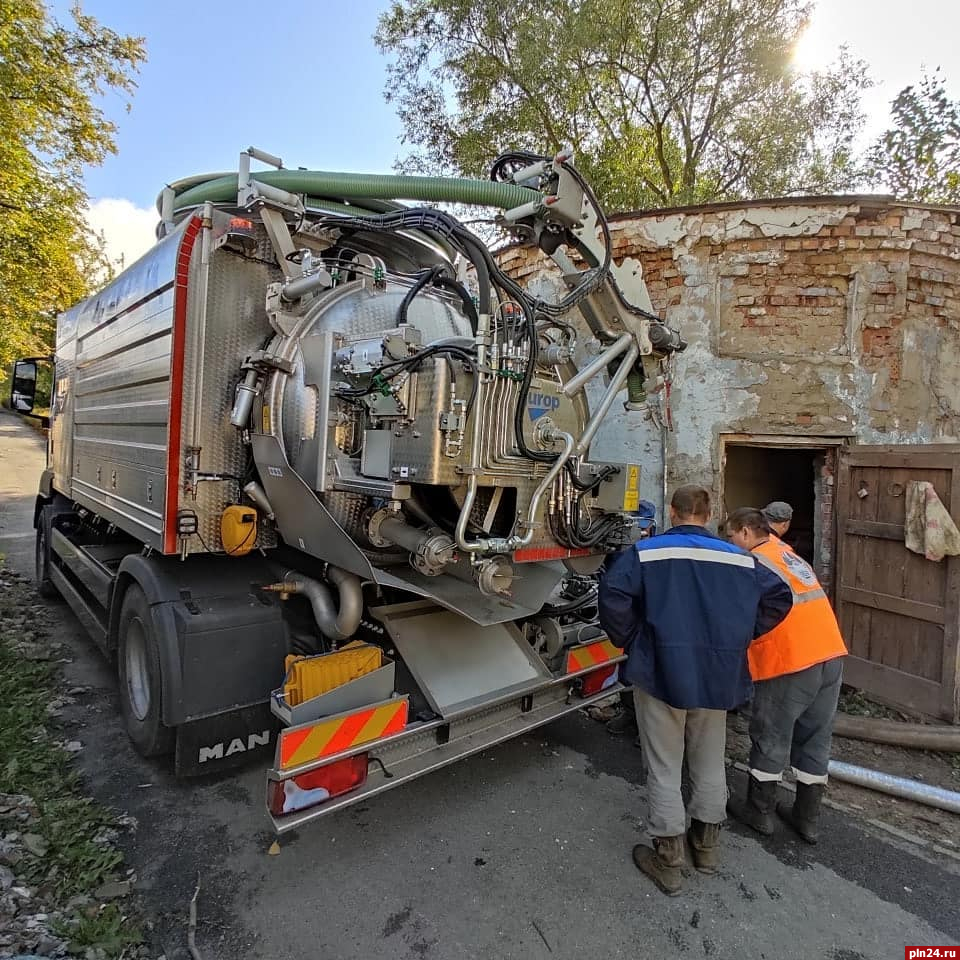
[[375, 0, 871, 211], [0, 1, 145, 371], [0, 647, 123, 899], [0, 618, 141, 954], [869, 68, 960, 203], [837, 688, 899, 720]]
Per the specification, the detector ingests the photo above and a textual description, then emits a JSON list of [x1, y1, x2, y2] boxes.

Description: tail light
[[268, 754, 368, 816], [579, 663, 618, 697]]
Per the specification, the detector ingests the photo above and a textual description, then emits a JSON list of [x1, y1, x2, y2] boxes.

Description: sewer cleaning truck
[[12, 147, 684, 831]]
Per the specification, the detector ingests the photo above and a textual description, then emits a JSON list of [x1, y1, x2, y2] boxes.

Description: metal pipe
[[509, 160, 550, 184], [514, 428, 575, 547], [159, 187, 175, 236], [249, 179, 301, 208], [455, 477, 482, 554], [237, 151, 251, 192], [561, 333, 632, 397], [456, 312, 491, 554], [247, 146, 283, 168], [243, 481, 275, 520], [483, 427, 575, 554], [378, 515, 430, 553], [267, 567, 363, 642], [833, 714, 960, 752], [377, 515, 457, 575], [827, 760, 960, 815], [575, 343, 640, 456], [230, 369, 260, 427], [280, 269, 333, 302], [502, 199, 545, 223]]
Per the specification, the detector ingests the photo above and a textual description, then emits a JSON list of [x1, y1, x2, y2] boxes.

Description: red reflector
[[513, 546, 593, 563], [268, 754, 368, 816], [579, 664, 618, 696]]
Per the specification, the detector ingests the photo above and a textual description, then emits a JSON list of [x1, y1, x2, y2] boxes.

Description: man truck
[[12, 147, 683, 831]]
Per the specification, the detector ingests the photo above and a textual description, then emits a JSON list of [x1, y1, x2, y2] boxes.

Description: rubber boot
[[726, 775, 777, 836], [632, 835, 685, 896], [777, 781, 824, 845], [687, 819, 721, 875]]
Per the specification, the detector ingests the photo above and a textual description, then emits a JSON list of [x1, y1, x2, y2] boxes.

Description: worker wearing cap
[[725, 507, 847, 845], [599, 485, 791, 896], [763, 501, 793, 539]]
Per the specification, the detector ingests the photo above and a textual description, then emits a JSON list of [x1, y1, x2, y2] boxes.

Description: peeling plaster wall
[[498, 197, 960, 517]]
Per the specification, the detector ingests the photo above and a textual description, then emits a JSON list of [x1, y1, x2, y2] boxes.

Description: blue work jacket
[[598, 525, 792, 710]]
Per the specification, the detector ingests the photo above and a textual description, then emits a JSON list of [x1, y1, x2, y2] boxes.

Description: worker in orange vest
[[725, 507, 848, 844]]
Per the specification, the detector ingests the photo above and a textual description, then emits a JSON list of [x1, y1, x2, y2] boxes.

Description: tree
[[375, 0, 871, 212], [868, 69, 960, 204], [0, 1, 145, 372]]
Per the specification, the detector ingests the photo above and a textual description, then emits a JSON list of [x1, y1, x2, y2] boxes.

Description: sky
[[65, 0, 960, 269]]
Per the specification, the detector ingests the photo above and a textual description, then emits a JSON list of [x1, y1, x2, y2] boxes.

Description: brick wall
[[497, 195, 960, 551], [814, 448, 837, 598]]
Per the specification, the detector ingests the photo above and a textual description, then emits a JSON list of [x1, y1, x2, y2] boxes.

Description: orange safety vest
[[748, 537, 847, 681]]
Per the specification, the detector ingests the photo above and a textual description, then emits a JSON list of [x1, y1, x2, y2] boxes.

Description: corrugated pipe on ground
[[833, 713, 960, 753], [828, 760, 960, 816]]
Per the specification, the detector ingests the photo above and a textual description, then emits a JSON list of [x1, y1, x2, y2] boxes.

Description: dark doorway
[[722, 444, 818, 564]]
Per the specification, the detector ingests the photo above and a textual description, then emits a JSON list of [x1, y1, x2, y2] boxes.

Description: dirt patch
[[726, 711, 960, 851]]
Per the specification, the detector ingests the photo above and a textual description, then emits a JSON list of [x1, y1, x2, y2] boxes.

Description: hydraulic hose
[[434, 275, 480, 334], [165, 170, 538, 214], [398, 266, 448, 326]]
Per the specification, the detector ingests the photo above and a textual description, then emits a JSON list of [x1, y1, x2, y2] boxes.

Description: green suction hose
[[168, 169, 539, 213]]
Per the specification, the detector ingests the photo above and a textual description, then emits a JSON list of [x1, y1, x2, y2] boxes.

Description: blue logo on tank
[[527, 391, 560, 421]]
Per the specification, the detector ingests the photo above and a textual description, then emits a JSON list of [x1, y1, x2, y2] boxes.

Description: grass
[[0, 596, 143, 956], [837, 687, 901, 721]]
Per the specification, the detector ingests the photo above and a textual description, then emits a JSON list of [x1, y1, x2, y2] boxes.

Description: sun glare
[[791, 14, 832, 73]]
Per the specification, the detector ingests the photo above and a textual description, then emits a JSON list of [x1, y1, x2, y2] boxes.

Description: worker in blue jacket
[[599, 484, 792, 896]]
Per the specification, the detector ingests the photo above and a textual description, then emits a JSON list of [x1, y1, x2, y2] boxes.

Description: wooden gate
[[835, 445, 960, 722]]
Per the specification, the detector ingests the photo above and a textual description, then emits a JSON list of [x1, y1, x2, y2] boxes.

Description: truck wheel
[[118, 585, 174, 757], [35, 507, 59, 599]]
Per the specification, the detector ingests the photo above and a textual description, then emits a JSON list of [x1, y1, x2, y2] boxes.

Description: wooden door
[[835, 445, 960, 722]]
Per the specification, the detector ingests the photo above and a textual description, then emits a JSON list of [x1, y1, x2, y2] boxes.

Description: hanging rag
[[905, 481, 960, 562]]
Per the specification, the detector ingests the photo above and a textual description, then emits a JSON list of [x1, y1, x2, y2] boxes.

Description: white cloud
[[85, 198, 157, 272]]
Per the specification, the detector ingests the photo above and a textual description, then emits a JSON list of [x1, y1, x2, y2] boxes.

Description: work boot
[[726, 775, 778, 836], [777, 781, 824, 845], [632, 835, 685, 896], [687, 819, 721, 875]]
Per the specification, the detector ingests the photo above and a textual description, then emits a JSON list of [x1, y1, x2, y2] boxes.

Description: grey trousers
[[634, 688, 728, 837], [749, 657, 843, 783]]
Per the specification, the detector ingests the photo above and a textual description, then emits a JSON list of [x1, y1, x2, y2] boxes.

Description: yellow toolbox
[[283, 642, 383, 706], [272, 643, 396, 726]]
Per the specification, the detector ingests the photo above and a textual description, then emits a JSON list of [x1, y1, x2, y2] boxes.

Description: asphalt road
[[1, 406, 958, 960]]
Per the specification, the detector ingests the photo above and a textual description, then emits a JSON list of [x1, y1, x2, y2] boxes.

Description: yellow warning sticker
[[623, 464, 640, 511], [262, 406, 271, 434]]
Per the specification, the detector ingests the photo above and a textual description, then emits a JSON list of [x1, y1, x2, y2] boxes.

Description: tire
[[35, 507, 59, 599], [117, 584, 174, 757]]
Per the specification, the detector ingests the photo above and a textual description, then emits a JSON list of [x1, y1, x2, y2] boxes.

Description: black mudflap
[[174, 701, 280, 777]]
